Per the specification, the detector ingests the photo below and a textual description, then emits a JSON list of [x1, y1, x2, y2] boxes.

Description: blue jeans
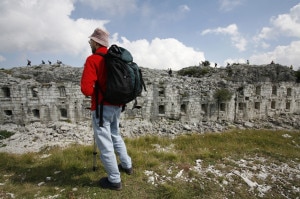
[[92, 105, 132, 183]]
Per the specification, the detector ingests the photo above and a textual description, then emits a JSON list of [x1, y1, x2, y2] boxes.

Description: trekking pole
[[93, 135, 97, 171], [92, 116, 97, 171]]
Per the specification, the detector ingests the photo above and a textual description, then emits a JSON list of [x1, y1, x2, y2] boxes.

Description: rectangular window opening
[[60, 108, 68, 118], [220, 103, 226, 111], [287, 88, 292, 97], [159, 105, 165, 114], [271, 101, 276, 109], [59, 86, 66, 97], [255, 102, 260, 110], [2, 87, 11, 98]]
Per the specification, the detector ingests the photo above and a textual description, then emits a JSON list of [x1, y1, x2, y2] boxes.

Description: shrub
[[214, 88, 232, 102], [202, 60, 210, 67], [178, 66, 211, 77], [0, 130, 15, 140]]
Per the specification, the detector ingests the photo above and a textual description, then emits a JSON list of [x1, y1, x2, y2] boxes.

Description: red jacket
[[81, 47, 110, 110]]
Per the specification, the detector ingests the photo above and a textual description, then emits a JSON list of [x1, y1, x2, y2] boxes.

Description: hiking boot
[[118, 163, 133, 175], [99, 177, 122, 191]]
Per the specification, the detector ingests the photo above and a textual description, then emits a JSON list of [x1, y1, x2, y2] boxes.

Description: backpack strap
[[94, 53, 106, 127], [95, 84, 99, 118], [99, 101, 104, 127], [94, 84, 104, 127]]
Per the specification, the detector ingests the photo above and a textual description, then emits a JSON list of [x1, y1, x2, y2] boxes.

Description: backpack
[[95, 44, 146, 127]]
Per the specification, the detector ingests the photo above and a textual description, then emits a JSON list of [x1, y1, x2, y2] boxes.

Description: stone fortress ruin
[[0, 63, 299, 132]]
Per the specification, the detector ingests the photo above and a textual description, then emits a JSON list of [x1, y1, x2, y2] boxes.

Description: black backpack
[[95, 44, 146, 126]]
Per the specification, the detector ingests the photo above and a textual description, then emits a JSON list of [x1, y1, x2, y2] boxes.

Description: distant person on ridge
[[80, 27, 133, 191], [168, 68, 172, 77], [27, 59, 31, 66]]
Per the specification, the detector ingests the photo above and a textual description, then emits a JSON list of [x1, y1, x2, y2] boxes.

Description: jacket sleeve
[[81, 56, 98, 96]]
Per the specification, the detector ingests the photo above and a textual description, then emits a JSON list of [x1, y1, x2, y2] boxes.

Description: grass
[[0, 129, 299, 199]]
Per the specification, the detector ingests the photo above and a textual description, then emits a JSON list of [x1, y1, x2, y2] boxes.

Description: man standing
[[81, 28, 133, 191]]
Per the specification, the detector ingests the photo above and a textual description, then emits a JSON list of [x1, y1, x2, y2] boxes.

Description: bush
[[0, 130, 14, 140], [214, 88, 232, 102], [202, 60, 210, 67], [178, 66, 211, 77]]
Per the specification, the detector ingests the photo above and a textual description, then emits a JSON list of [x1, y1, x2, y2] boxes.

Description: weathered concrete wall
[[0, 64, 299, 126], [0, 81, 88, 124]]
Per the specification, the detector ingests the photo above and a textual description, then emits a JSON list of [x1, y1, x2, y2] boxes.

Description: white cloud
[[202, 24, 238, 35], [0, 55, 6, 62], [270, 3, 300, 38], [255, 3, 300, 41], [250, 40, 300, 69], [111, 34, 205, 70], [254, 27, 275, 41], [202, 24, 247, 51], [179, 5, 190, 13], [251, 3, 300, 69], [219, 0, 243, 12], [0, 0, 204, 70], [261, 42, 270, 49], [0, 0, 107, 57], [78, 0, 137, 16]]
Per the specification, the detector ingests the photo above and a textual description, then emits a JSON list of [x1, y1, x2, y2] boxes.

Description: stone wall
[[0, 64, 299, 127]]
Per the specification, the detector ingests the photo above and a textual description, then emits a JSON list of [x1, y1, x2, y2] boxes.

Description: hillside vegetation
[[177, 64, 297, 83], [0, 129, 299, 199]]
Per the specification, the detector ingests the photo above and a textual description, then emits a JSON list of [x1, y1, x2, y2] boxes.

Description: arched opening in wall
[[287, 88, 292, 97], [60, 108, 68, 118], [4, 110, 12, 116], [158, 88, 165, 97], [220, 103, 226, 111], [238, 103, 244, 110], [58, 86, 66, 97], [31, 87, 38, 97], [255, 86, 261, 95], [255, 102, 260, 110], [286, 101, 291, 110], [272, 86, 277, 95], [158, 105, 165, 114], [32, 109, 40, 118], [2, 87, 11, 98], [180, 104, 186, 113], [271, 101, 276, 109]]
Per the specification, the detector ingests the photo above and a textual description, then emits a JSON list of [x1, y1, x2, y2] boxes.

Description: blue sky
[[0, 0, 300, 70]]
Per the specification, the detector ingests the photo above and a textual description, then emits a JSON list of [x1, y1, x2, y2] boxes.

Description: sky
[[0, 0, 300, 71]]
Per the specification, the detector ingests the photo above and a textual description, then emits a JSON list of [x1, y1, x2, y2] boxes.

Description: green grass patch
[[0, 129, 299, 198]]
